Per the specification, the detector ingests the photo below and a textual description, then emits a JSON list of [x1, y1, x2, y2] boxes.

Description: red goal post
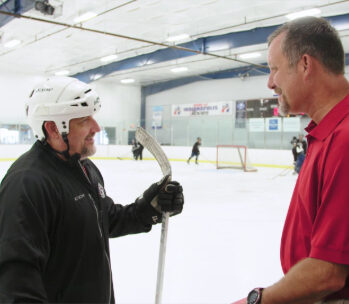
[[216, 145, 257, 172]]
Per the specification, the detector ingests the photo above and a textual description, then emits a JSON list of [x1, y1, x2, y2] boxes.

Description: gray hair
[[268, 17, 345, 74]]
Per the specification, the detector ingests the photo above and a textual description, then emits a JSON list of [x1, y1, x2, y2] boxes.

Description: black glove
[[138, 175, 184, 224], [154, 181, 184, 216]]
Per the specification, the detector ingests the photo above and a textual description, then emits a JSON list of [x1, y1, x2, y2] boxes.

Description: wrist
[[247, 288, 264, 304], [136, 196, 162, 225]]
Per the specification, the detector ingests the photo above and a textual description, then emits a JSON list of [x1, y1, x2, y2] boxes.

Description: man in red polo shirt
[[233, 17, 349, 304]]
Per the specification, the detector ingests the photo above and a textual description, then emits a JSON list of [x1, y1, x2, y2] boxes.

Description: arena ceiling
[[1, 0, 349, 85]]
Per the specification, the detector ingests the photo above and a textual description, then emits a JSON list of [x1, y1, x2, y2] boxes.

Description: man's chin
[[278, 107, 289, 117], [81, 145, 97, 159], [278, 100, 290, 117]]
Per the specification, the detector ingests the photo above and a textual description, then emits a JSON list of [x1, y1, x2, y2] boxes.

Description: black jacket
[[192, 142, 201, 154], [0, 141, 161, 303]]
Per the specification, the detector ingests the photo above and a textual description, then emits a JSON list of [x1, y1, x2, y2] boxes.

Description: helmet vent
[[84, 89, 92, 94], [81, 102, 88, 107]]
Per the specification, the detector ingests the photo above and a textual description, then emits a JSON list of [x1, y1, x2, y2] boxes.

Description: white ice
[[0, 159, 297, 304]]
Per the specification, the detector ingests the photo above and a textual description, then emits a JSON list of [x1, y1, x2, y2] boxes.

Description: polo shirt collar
[[305, 94, 349, 141]]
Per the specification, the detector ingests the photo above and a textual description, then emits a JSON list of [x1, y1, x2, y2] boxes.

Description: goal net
[[216, 145, 257, 172]]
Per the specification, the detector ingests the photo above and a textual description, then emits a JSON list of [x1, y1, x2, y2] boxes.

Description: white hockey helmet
[[26, 76, 101, 140]]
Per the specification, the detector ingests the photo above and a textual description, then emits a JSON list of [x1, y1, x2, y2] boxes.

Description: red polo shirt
[[280, 94, 349, 299]]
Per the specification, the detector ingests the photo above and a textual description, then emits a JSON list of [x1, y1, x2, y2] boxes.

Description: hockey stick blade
[[135, 127, 172, 177], [135, 127, 172, 304]]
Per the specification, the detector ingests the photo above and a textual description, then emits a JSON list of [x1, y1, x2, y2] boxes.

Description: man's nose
[[267, 73, 275, 90], [91, 117, 101, 133]]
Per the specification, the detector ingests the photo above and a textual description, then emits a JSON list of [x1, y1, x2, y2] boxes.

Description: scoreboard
[[246, 98, 279, 118]]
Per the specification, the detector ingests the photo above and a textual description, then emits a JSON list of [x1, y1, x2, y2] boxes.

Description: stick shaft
[[135, 127, 171, 304], [155, 212, 170, 304]]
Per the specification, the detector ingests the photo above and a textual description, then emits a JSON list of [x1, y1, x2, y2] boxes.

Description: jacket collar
[[305, 94, 349, 141]]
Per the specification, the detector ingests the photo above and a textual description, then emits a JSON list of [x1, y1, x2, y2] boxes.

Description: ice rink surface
[[0, 158, 298, 304]]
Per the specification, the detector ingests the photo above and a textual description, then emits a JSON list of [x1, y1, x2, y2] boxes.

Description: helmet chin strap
[[45, 132, 81, 161], [61, 133, 73, 160]]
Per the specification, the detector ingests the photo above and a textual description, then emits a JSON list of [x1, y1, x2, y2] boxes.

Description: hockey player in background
[[296, 133, 307, 155], [0, 77, 184, 303], [291, 134, 307, 174], [294, 141, 305, 174], [131, 138, 138, 159], [233, 17, 349, 304], [290, 136, 298, 163], [131, 139, 144, 160], [187, 137, 201, 164], [135, 143, 144, 160]]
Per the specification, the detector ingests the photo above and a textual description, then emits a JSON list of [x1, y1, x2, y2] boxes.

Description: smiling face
[[267, 32, 306, 116], [67, 116, 101, 159]]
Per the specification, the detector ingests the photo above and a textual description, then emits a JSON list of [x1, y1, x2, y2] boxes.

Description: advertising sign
[[249, 118, 265, 132], [266, 117, 281, 132], [172, 101, 233, 117], [152, 106, 163, 129]]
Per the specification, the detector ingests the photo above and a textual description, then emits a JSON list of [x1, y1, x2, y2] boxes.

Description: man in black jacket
[[0, 76, 184, 303]]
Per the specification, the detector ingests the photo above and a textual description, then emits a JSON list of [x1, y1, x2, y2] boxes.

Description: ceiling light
[[120, 78, 135, 84], [144, 59, 155, 65], [166, 34, 190, 42], [91, 74, 103, 81], [239, 52, 261, 59], [286, 8, 321, 20], [54, 70, 69, 76], [170, 67, 188, 73], [203, 0, 218, 4], [4, 39, 21, 48], [100, 54, 118, 62], [74, 11, 97, 23]]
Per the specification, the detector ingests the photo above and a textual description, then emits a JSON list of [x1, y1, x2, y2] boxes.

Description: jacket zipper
[[78, 160, 112, 303], [88, 194, 112, 304]]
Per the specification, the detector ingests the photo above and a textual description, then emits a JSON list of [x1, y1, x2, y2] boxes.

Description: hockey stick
[[271, 166, 293, 179], [135, 127, 172, 304]]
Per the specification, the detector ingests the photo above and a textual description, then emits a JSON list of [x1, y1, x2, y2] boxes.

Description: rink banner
[[266, 117, 281, 132], [235, 100, 247, 128], [283, 117, 300, 132], [249, 118, 265, 132], [172, 101, 233, 117], [152, 106, 163, 129]]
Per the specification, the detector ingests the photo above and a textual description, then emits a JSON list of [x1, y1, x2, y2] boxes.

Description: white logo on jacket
[[74, 194, 85, 201], [98, 183, 106, 198]]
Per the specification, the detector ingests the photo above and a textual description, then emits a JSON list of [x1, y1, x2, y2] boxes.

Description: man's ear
[[43, 121, 60, 139], [299, 54, 313, 78]]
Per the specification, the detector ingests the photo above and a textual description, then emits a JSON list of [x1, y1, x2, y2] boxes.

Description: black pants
[[188, 152, 199, 163]]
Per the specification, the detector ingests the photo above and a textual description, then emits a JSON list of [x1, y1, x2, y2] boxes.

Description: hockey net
[[216, 145, 257, 172]]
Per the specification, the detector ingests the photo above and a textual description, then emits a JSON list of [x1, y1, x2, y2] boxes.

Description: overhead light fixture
[[4, 39, 21, 48], [144, 59, 155, 65], [100, 54, 118, 62], [239, 52, 261, 59], [91, 74, 103, 81], [120, 78, 135, 84], [166, 34, 190, 42], [74, 11, 97, 23], [203, 0, 218, 4], [286, 8, 321, 20], [170, 67, 188, 73], [54, 70, 69, 76]]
